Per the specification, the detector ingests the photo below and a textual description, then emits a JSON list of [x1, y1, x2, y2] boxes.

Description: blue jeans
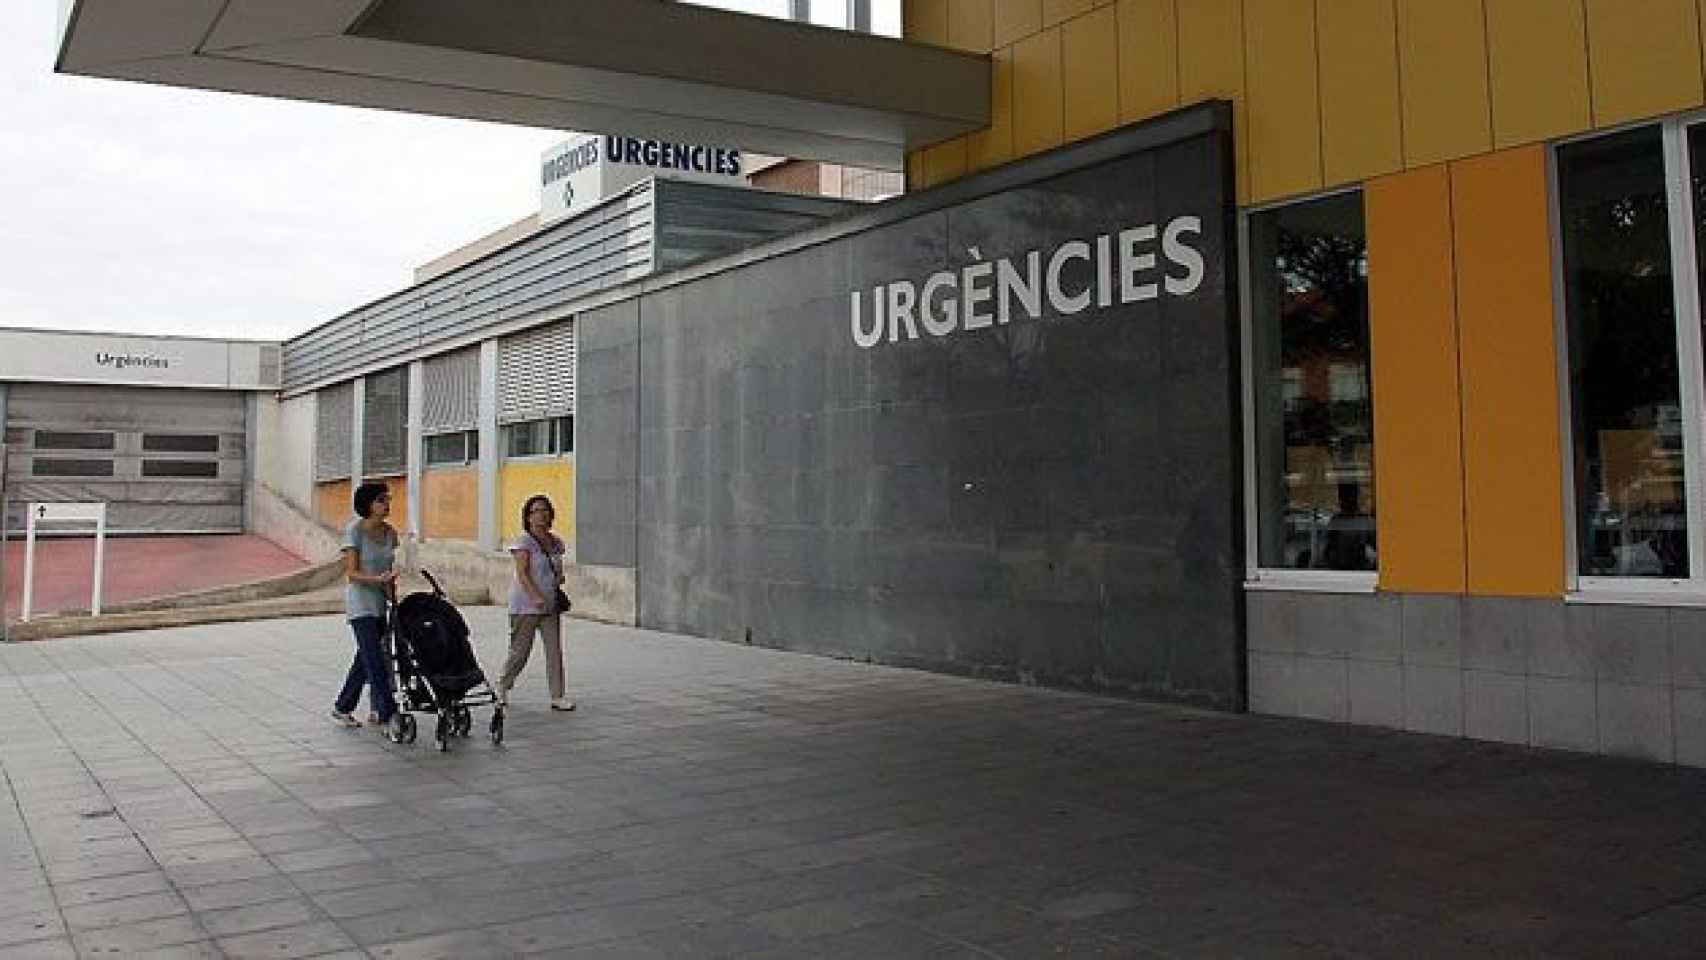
[[334, 615, 397, 721]]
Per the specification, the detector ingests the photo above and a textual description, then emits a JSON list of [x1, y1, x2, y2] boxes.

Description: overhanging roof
[[54, 0, 990, 170]]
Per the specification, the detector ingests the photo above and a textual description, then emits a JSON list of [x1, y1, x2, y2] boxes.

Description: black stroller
[[384, 571, 504, 750]]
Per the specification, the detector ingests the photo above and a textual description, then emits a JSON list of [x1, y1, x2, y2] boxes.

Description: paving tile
[[70, 914, 208, 955], [0, 909, 65, 948], [61, 891, 187, 932], [0, 938, 76, 960], [198, 897, 322, 938], [367, 928, 520, 960], [216, 921, 358, 959], [179, 875, 303, 912]]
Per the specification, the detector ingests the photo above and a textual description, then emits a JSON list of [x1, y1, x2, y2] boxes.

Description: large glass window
[[1559, 125, 1701, 582], [1562, 119, 1706, 586], [1247, 192, 1377, 573]]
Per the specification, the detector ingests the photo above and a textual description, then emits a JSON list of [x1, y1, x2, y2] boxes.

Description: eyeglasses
[[374, 495, 391, 502], [528, 506, 553, 515]]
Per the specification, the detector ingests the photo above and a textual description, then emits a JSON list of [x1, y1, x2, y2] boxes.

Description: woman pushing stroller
[[498, 494, 574, 712], [330, 480, 403, 736]]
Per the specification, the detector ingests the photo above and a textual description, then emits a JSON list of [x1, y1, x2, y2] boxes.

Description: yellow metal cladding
[[1486, 0, 1590, 148], [992, 0, 1042, 47], [923, 137, 969, 187], [1011, 27, 1064, 156], [1450, 146, 1564, 597], [1396, 0, 1492, 167], [1316, 0, 1402, 186], [910, 0, 1706, 199], [1177, 0, 1250, 202], [1062, 6, 1119, 143], [1115, 0, 1179, 124], [499, 459, 577, 544], [967, 46, 1014, 170], [905, 0, 950, 45], [1366, 165, 1467, 594], [421, 467, 478, 541], [1587, 0, 1703, 126], [948, 0, 994, 52], [1243, 0, 1322, 202], [1043, 0, 1093, 28]]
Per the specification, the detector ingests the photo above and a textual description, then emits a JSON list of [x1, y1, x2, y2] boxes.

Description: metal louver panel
[[363, 366, 408, 475], [497, 320, 576, 424], [421, 347, 479, 434], [315, 382, 353, 481]]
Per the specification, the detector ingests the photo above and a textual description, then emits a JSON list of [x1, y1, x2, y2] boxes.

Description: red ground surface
[[2, 535, 309, 622]]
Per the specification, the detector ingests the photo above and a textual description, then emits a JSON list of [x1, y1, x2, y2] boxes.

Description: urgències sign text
[[849, 215, 1204, 349]]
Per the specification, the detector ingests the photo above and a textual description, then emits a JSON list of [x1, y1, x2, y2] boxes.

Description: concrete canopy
[[54, 0, 991, 170]]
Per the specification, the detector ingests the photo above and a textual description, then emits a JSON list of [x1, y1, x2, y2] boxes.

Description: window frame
[[1554, 116, 1706, 603], [423, 429, 479, 468], [1239, 185, 1380, 594], [500, 415, 574, 461]]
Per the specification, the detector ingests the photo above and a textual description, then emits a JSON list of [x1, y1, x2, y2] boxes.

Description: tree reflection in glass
[[1249, 193, 1377, 571], [1561, 126, 1689, 578]]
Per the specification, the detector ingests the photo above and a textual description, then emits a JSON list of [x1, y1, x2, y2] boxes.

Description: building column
[[242, 392, 257, 533], [478, 340, 499, 550], [405, 359, 424, 539], [350, 375, 366, 485]]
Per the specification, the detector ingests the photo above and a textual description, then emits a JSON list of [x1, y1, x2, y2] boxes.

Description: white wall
[[255, 391, 317, 513]]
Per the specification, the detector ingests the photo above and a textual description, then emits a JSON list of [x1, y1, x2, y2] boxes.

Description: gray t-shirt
[[342, 518, 397, 621]]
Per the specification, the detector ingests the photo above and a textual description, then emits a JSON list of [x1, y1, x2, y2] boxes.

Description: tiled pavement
[[3, 611, 1706, 959]]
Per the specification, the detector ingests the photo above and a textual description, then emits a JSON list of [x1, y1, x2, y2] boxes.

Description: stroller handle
[[420, 569, 445, 598]]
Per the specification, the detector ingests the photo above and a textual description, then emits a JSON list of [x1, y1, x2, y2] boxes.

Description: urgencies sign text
[[95, 351, 170, 372], [848, 215, 1205, 348], [541, 136, 742, 188]]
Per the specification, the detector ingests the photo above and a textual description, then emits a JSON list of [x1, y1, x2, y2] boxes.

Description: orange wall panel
[[315, 480, 352, 529], [1115, 0, 1179, 124], [1450, 145, 1565, 597], [421, 468, 479, 542], [924, 137, 970, 186], [1365, 165, 1467, 594]]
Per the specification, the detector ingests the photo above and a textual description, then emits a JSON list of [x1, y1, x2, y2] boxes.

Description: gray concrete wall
[[578, 105, 1245, 709], [1248, 590, 1706, 767]]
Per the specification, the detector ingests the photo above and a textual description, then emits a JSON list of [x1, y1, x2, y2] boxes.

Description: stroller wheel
[[435, 713, 451, 752], [490, 711, 504, 746], [399, 714, 418, 744], [453, 706, 472, 738]]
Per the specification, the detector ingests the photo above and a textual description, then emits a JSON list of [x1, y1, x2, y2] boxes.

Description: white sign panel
[[33, 502, 106, 522], [0, 329, 275, 389], [541, 133, 747, 225]]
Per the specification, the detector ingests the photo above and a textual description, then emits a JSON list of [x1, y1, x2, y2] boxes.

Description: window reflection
[[1560, 127, 1689, 578], [1250, 193, 1377, 572]]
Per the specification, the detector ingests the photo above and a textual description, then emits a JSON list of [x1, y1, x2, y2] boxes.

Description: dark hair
[[353, 481, 391, 519], [520, 494, 555, 532]]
